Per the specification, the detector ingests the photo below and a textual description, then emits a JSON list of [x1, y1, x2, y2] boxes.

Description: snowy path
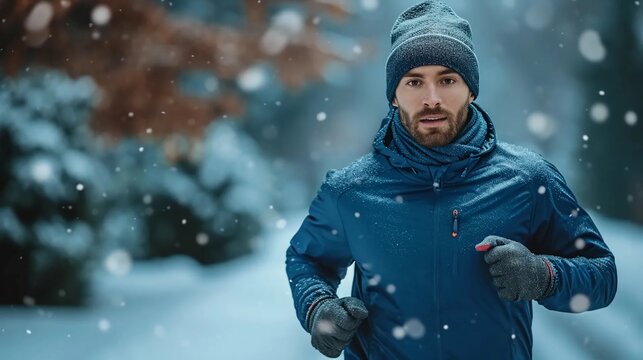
[[0, 212, 641, 359], [0, 212, 328, 360]]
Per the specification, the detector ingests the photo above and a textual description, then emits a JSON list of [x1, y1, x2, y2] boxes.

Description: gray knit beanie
[[385, 1, 479, 103]]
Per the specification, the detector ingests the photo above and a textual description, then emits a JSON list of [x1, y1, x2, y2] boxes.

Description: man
[[285, 1, 617, 359]]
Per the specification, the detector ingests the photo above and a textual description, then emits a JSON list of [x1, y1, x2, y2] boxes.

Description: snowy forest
[[0, 0, 641, 359]]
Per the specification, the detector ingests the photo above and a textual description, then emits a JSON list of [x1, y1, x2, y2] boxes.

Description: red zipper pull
[[475, 243, 493, 252]]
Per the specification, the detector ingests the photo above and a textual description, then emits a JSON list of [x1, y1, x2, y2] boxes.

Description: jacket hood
[[372, 102, 497, 187]]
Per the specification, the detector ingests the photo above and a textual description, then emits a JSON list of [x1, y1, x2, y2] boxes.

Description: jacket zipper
[[433, 191, 442, 359], [451, 209, 459, 238], [451, 208, 459, 279]]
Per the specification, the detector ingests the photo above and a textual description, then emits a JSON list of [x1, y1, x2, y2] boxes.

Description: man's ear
[[392, 97, 398, 107], [468, 92, 474, 104]]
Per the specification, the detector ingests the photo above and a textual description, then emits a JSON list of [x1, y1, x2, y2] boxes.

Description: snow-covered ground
[[0, 211, 641, 359]]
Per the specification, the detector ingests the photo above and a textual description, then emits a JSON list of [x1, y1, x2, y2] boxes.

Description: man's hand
[[476, 235, 554, 301], [309, 296, 369, 358]]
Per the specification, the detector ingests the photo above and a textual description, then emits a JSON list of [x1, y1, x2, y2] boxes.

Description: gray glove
[[477, 235, 554, 301], [308, 296, 369, 358]]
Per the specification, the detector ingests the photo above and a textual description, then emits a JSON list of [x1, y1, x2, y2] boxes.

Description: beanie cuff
[[385, 33, 479, 103]]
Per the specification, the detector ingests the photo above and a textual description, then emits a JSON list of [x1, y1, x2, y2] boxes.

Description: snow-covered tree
[[0, 70, 110, 305], [100, 119, 274, 264]]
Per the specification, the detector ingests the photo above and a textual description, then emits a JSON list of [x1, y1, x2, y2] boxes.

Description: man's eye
[[441, 78, 456, 85], [407, 79, 422, 87]]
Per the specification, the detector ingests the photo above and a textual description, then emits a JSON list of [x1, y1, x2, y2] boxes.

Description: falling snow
[[104, 249, 132, 276], [575, 237, 586, 250], [386, 284, 396, 294], [91, 5, 112, 26], [23, 296, 35, 306], [361, 0, 379, 11], [526, 112, 556, 140], [237, 66, 267, 92], [590, 102, 609, 123], [315, 319, 334, 335], [624, 111, 638, 126], [392, 326, 405, 340], [24, 2, 54, 32], [368, 274, 381, 286], [260, 29, 289, 55], [272, 9, 304, 34], [578, 29, 606, 62], [276, 219, 287, 229], [403, 318, 426, 339], [98, 319, 111, 332], [196, 233, 209, 245], [30, 158, 54, 183], [569, 293, 591, 313], [260, 9, 304, 55]]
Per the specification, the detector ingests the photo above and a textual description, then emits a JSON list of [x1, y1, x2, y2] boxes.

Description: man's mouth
[[417, 115, 448, 128], [419, 116, 447, 123]]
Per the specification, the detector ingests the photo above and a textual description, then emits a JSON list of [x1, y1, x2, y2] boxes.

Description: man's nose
[[422, 86, 441, 108]]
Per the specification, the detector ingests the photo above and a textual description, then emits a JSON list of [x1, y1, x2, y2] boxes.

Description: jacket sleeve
[[529, 157, 617, 312], [285, 171, 354, 332]]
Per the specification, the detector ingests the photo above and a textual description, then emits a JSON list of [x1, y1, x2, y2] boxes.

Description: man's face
[[392, 65, 475, 148]]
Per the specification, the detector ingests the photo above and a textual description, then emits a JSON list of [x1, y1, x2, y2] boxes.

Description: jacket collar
[[372, 102, 497, 188]]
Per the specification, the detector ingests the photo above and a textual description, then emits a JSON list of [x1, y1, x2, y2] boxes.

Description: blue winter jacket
[[285, 104, 617, 359]]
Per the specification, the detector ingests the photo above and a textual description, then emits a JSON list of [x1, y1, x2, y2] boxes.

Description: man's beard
[[398, 101, 471, 148]]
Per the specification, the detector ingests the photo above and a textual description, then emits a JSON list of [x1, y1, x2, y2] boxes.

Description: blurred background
[[0, 0, 641, 359]]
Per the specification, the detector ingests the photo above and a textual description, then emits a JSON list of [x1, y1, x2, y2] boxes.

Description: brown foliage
[[0, 0, 358, 139]]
